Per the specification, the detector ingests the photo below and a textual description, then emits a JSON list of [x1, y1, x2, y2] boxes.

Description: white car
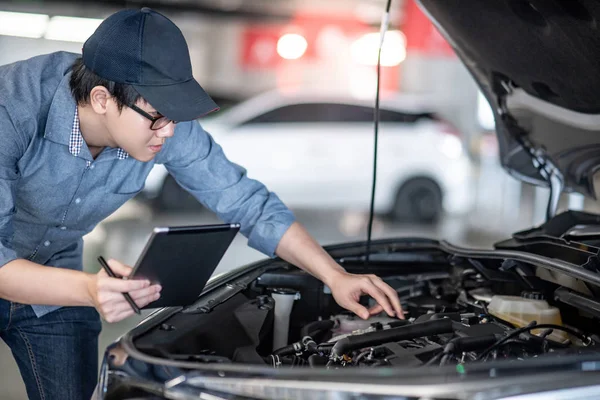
[[143, 90, 474, 222]]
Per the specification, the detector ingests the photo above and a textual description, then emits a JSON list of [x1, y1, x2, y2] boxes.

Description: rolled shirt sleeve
[[161, 121, 296, 257], [0, 107, 24, 268]]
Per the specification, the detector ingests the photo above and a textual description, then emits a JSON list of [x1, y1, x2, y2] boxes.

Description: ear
[[89, 86, 111, 115]]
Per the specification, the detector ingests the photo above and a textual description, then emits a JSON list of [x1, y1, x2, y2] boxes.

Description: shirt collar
[[43, 73, 75, 147], [44, 72, 129, 161], [70, 107, 129, 160]]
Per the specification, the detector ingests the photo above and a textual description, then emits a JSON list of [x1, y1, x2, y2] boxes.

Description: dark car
[[95, 1, 600, 399]]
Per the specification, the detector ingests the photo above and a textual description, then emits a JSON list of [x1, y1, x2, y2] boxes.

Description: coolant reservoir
[[488, 293, 568, 343]]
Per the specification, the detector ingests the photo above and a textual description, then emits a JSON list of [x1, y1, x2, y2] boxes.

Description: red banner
[[239, 12, 400, 92], [403, 0, 455, 57], [240, 26, 282, 70]]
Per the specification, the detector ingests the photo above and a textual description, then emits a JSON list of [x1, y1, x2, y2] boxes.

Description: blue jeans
[[0, 299, 102, 400]]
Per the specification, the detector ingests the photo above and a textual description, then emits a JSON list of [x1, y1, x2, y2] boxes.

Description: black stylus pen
[[97, 256, 141, 315]]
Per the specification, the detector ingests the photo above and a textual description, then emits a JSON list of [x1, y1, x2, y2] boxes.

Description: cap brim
[[133, 78, 219, 122]]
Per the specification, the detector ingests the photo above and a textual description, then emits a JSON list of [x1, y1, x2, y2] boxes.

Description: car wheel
[[157, 175, 203, 212], [391, 178, 443, 223]]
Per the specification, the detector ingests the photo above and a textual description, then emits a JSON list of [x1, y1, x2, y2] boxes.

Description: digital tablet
[[130, 223, 240, 309]]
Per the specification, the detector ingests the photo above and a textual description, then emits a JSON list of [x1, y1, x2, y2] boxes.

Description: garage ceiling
[[0, 0, 402, 24]]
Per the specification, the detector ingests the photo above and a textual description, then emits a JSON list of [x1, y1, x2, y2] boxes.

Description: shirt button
[[90, 165, 95, 170], [44, 241, 50, 247], [75, 198, 81, 204], [60, 226, 67, 230]]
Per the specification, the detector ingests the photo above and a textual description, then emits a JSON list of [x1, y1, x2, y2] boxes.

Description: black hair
[[69, 57, 142, 111]]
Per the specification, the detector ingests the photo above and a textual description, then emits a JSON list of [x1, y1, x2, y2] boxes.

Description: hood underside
[[418, 0, 600, 199]]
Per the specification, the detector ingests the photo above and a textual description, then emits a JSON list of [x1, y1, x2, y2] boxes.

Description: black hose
[[439, 336, 498, 366], [330, 319, 454, 360], [446, 335, 498, 353], [272, 344, 294, 356], [317, 344, 333, 354], [300, 320, 335, 339], [303, 337, 318, 354], [353, 349, 371, 365], [476, 301, 489, 315], [273, 336, 323, 357], [422, 335, 498, 367], [424, 351, 444, 367], [273, 342, 301, 357], [308, 354, 328, 367], [387, 320, 412, 328], [279, 355, 306, 368], [440, 353, 452, 366], [476, 323, 591, 361]]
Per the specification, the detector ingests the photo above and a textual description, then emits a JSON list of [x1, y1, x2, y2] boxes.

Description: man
[[0, 7, 403, 399]]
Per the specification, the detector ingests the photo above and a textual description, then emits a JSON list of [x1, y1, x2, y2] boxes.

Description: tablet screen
[[130, 223, 240, 308]]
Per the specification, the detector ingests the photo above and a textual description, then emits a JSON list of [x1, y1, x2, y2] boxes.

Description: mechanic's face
[[106, 98, 175, 162]]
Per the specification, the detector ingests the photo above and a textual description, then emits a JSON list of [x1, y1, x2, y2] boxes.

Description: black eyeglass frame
[[129, 104, 175, 130]]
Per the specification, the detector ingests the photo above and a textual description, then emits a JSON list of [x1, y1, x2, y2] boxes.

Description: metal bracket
[[530, 146, 564, 221]]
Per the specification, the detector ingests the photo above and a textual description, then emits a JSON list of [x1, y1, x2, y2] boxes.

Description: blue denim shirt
[[0, 52, 295, 317]]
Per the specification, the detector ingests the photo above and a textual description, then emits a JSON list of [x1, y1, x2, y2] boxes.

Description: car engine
[[134, 264, 598, 369], [269, 298, 589, 369]]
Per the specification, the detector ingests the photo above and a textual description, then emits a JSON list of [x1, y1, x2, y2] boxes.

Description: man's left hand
[[327, 271, 404, 320]]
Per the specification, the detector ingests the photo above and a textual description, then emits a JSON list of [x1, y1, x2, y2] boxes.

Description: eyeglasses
[[129, 104, 175, 130]]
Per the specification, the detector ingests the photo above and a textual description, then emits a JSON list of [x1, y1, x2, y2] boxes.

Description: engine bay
[[133, 258, 600, 370]]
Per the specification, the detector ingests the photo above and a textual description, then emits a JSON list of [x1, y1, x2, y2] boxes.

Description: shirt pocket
[[112, 178, 145, 195], [84, 179, 146, 226]]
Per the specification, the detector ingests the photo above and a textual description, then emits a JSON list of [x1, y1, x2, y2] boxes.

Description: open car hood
[[418, 0, 600, 204]]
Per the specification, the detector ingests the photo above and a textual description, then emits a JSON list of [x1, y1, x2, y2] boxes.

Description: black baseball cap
[[82, 8, 219, 121]]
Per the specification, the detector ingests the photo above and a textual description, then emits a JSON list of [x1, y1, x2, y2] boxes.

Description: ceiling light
[[0, 11, 49, 39], [277, 33, 308, 60], [45, 16, 103, 43], [351, 30, 406, 67]]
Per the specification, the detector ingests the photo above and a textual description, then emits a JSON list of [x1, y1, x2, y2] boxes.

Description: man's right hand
[[88, 259, 162, 323]]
